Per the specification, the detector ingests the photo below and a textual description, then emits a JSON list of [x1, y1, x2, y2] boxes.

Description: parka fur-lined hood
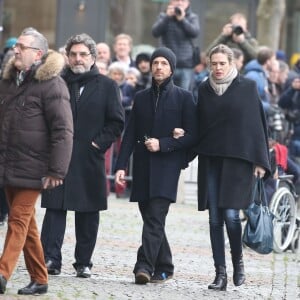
[[2, 50, 66, 81]]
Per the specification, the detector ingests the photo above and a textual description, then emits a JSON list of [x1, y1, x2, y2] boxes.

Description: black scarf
[[62, 64, 99, 121], [63, 64, 99, 102]]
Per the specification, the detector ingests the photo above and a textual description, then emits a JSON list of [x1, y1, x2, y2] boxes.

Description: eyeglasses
[[13, 43, 40, 51], [69, 51, 91, 58]]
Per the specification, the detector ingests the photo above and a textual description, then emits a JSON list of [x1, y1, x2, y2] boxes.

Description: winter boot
[[208, 265, 227, 291]]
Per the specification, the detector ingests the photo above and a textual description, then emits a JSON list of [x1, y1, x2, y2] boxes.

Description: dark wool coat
[[41, 67, 124, 212], [194, 75, 270, 210], [115, 78, 198, 203], [0, 51, 73, 189], [152, 6, 200, 68]]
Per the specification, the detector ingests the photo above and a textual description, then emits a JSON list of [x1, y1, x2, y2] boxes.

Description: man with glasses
[[152, 0, 200, 91], [0, 27, 73, 295], [40, 33, 124, 279]]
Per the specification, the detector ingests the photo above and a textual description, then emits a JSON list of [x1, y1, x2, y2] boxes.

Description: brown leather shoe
[[135, 270, 150, 284]]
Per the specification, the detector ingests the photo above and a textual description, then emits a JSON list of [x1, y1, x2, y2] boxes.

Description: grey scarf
[[209, 66, 238, 95]]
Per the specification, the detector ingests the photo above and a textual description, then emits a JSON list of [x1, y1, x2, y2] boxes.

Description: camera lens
[[174, 7, 181, 16], [232, 25, 244, 35]]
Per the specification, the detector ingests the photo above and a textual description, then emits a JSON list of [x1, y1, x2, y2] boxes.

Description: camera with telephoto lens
[[174, 7, 182, 16], [232, 25, 244, 35]]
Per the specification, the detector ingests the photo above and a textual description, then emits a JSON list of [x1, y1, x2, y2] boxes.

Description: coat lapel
[[76, 81, 97, 109]]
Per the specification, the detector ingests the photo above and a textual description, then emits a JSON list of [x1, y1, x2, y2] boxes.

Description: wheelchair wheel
[[291, 228, 300, 254], [269, 187, 297, 253]]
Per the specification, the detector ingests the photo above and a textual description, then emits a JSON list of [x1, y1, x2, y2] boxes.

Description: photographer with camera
[[206, 13, 258, 65], [152, 0, 200, 91]]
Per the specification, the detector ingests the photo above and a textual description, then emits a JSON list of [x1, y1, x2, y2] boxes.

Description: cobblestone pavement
[[0, 193, 299, 299]]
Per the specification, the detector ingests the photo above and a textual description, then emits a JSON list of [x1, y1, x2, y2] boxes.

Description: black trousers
[[0, 188, 8, 221], [41, 208, 99, 269], [134, 198, 174, 276]]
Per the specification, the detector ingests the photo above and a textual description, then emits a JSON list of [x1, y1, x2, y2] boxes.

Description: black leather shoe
[[46, 259, 61, 275], [76, 266, 91, 278], [18, 281, 48, 295], [0, 274, 7, 294]]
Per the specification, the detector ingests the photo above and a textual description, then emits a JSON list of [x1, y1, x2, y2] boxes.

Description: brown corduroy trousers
[[0, 187, 48, 284]]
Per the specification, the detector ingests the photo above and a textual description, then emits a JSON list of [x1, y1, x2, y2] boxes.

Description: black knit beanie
[[150, 47, 176, 73]]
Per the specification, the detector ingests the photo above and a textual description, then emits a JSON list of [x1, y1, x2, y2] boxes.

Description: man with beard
[[115, 47, 198, 284], [40, 33, 124, 278]]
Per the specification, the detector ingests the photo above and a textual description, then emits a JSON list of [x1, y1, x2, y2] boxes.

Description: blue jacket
[[244, 59, 270, 111]]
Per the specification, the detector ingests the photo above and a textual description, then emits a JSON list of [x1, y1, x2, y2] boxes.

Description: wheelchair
[[269, 174, 300, 253]]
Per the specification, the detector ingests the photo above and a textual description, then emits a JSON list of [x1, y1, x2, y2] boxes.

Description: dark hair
[[65, 33, 97, 60]]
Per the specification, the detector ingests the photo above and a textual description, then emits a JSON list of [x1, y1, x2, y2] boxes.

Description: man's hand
[[115, 170, 126, 187], [166, 4, 175, 17], [42, 176, 63, 189], [232, 33, 245, 43], [166, 5, 185, 20], [145, 138, 160, 152], [222, 23, 233, 36]]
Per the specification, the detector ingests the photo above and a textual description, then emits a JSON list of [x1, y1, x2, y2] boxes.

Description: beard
[[70, 64, 88, 74]]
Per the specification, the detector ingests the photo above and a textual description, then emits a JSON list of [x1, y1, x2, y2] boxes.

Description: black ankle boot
[[233, 258, 245, 286], [208, 265, 227, 291]]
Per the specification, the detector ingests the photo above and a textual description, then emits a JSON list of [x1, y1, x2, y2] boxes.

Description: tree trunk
[[256, 0, 286, 50]]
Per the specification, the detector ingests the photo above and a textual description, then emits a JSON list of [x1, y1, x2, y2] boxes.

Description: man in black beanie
[[115, 47, 198, 284]]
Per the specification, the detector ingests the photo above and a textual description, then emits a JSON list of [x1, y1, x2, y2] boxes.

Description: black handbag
[[242, 177, 274, 254]]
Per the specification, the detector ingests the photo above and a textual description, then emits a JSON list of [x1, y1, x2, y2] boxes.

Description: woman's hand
[[173, 128, 185, 139], [254, 166, 266, 178]]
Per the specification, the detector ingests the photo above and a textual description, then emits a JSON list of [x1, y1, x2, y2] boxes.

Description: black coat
[[41, 69, 124, 212], [115, 78, 198, 203], [194, 75, 270, 210]]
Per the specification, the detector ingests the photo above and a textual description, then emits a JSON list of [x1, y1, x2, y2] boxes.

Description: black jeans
[[41, 208, 99, 269], [207, 158, 243, 267], [134, 198, 174, 276]]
